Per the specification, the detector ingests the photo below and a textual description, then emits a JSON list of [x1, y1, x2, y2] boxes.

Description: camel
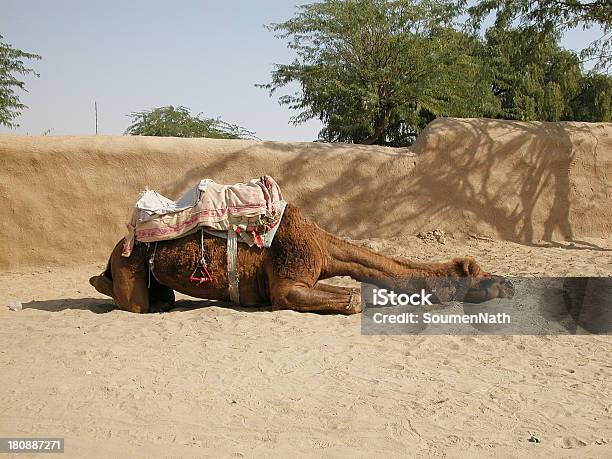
[[90, 204, 514, 314]]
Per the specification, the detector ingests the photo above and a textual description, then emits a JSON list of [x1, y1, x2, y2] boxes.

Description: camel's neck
[[319, 231, 457, 289]]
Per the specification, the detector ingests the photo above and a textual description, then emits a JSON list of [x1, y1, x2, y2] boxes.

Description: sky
[[0, 0, 605, 141]]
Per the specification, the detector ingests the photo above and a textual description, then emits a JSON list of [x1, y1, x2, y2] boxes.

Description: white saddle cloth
[[135, 180, 210, 217], [122, 176, 284, 257]]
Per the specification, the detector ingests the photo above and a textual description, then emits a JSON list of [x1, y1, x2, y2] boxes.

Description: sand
[[1, 118, 611, 457], [1, 236, 611, 457]]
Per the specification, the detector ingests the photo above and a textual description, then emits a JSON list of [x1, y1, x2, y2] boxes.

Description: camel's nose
[[464, 275, 515, 303]]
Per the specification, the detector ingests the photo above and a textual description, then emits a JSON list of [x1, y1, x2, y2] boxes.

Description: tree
[[0, 35, 41, 128], [124, 106, 257, 139], [475, 20, 612, 122], [569, 73, 612, 121], [463, 0, 612, 73], [260, 0, 498, 146], [480, 27, 586, 121]]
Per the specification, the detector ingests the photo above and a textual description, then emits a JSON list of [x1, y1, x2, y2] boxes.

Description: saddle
[[122, 175, 285, 257]]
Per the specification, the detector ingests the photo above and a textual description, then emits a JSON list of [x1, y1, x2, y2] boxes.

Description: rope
[[147, 242, 157, 288], [189, 228, 214, 285]]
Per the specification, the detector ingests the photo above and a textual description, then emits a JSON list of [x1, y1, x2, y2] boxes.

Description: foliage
[[569, 73, 612, 121], [463, 0, 612, 73], [124, 106, 257, 139], [480, 27, 586, 121], [478, 25, 611, 122], [259, 0, 498, 146], [0, 35, 41, 128], [261, 0, 612, 144]]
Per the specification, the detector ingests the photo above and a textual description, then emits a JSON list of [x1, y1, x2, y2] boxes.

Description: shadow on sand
[[527, 239, 612, 251], [21, 297, 273, 314]]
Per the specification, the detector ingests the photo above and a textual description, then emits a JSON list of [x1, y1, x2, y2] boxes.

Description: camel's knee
[[270, 287, 293, 310], [126, 302, 150, 314], [270, 281, 311, 311]]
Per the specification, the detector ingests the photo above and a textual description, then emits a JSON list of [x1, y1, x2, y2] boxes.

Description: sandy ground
[[1, 236, 611, 458]]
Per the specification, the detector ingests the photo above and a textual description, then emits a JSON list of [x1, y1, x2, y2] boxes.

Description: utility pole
[[95, 101, 98, 135]]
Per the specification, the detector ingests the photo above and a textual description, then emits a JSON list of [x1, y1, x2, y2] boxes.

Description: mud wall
[[1, 118, 610, 269]]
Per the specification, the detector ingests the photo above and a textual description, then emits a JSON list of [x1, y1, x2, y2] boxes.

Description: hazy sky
[[0, 0, 604, 141]]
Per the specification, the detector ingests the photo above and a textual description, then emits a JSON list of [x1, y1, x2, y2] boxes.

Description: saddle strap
[[227, 229, 240, 304]]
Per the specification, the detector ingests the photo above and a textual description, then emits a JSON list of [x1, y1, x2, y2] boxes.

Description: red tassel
[[190, 258, 214, 285]]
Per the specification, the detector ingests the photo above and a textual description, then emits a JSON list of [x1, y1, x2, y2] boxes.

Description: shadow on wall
[[3, 117, 609, 270], [161, 142, 419, 240], [407, 119, 592, 242], [164, 119, 606, 244]]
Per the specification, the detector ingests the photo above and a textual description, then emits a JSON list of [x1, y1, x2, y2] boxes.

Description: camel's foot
[[314, 283, 363, 314], [348, 288, 363, 314], [271, 281, 363, 315], [149, 280, 176, 313], [89, 274, 113, 298], [465, 275, 514, 303]]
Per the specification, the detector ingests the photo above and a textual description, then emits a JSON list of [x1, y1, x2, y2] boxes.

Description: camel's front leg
[[270, 280, 362, 315]]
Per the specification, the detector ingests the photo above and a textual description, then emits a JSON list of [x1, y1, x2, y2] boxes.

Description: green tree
[[260, 0, 498, 146], [477, 23, 612, 122], [480, 28, 585, 121], [463, 0, 612, 72], [124, 106, 257, 139], [569, 73, 612, 121], [0, 35, 41, 128]]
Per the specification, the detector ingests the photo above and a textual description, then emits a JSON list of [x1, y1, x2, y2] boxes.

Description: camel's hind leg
[[149, 275, 176, 312], [270, 279, 362, 315]]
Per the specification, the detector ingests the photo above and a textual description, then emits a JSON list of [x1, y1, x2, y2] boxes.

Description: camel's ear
[[455, 257, 482, 277]]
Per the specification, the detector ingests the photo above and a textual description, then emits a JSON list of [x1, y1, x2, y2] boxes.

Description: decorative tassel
[[190, 257, 214, 285]]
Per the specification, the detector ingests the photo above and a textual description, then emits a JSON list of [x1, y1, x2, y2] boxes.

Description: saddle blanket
[[122, 175, 285, 257]]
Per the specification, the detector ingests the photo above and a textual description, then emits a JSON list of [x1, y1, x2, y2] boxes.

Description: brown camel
[[90, 204, 513, 314]]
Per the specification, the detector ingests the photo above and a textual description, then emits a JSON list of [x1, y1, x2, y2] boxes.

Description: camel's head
[[390, 257, 515, 304], [452, 258, 515, 303], [454, 257, 486, 278]]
